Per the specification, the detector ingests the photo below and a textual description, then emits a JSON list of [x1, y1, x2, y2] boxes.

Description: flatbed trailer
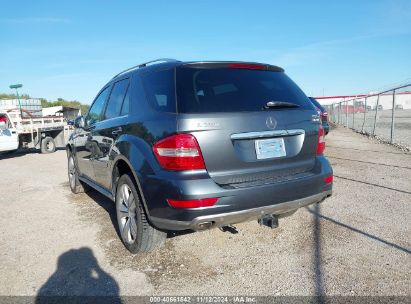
[[0, 109, 74, 154]]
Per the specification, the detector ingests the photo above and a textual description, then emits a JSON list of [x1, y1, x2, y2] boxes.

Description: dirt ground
[[0, 126, 410, 297]]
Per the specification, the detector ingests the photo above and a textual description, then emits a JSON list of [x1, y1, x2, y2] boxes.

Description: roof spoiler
[[181, 61, 284, 72]]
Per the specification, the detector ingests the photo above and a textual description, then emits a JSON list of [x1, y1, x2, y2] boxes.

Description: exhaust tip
[[196, 221, 214, 231]]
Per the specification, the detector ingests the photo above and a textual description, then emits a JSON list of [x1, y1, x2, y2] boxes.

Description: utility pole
[[9, 84, 23, 117]]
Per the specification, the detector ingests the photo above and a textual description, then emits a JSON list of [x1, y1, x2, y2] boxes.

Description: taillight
[[324, 175, 333, 185], [153, 134, 205, 171], [316, 125, 325, 155], [166, 197, 218, 208]]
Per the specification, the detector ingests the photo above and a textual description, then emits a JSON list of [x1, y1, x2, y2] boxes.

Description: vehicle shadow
[[0, 147, 66, 160], [84, 189, 193, 239], [35, 247, 121, 303], [0, 148, 37, 160]]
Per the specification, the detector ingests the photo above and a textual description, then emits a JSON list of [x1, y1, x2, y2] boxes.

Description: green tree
[[1, 93, 89, 114]]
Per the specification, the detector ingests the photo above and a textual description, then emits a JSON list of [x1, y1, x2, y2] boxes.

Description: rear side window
[[176, 67, 312, 113], [141, 69, 176, 112], [104, 79, 129, 120], [120, 89, 130, 116]]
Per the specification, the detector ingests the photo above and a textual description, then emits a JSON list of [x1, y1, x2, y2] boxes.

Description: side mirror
[[0, 121, 6, 130], [74, 116, 85, 129]]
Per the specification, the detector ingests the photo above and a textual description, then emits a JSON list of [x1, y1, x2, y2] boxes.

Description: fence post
[[352, 100, 355, 129], [390, 90, 396, 143], [361, 97, 367, 133], [345, 100, 348, 128], [372, 94, 380, 136], [339, 102, 342, 125]]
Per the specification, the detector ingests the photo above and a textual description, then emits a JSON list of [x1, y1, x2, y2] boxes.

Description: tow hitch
[[219, 225, 239, 234], [258, 214, 279, 229]]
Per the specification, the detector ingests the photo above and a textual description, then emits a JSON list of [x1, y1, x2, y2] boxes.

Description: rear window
[[309, 97, 325, 112], [176, 67, 312, 113]]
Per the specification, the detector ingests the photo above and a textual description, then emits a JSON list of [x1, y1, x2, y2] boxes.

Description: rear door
[[175, 64, 319, 187], [0, 113, 19, 152]]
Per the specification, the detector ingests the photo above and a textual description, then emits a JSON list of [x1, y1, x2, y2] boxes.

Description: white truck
[[0, 109, 74, 154]]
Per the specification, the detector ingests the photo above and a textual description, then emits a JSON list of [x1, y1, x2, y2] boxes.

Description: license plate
[[255, 138, 286, 159]]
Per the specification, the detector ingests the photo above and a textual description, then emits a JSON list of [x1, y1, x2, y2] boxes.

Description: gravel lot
[[0, 126, 410, 297], [332, 109, 411, 148]]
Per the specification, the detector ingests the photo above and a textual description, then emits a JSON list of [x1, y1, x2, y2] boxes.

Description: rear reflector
[[167, 198, 218, 208], [228, 63, 266, 70], [153, 134, 205, 171], [316, 125, 326, 155], [324, 175, 333, 184]]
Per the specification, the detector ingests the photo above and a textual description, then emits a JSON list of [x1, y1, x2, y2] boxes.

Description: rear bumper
[[151, 190, 331, 231], [144, 156, 333, 231]]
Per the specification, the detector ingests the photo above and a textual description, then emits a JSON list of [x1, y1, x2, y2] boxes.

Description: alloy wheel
[[117, 184, 138, 244]]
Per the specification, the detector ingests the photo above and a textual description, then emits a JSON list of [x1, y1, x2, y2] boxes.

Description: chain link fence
[[327, 83, 411, 149]]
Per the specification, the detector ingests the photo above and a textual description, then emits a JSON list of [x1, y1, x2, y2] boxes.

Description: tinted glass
[[176, 68, 312, 113], [120, 87, 130, 115], [141, 69, 176, 112], [309, 97, 325, 112], [86, 86, 109, 125], [104, 79, 129, 120]]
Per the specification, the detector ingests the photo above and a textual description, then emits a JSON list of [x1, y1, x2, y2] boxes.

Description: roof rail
[[111, 58, 179, 79]]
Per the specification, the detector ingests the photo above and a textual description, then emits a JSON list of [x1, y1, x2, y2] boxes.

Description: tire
[[41, 137, 56, 154], [116, 173, 166, 253], [68, 153, 91, 194]]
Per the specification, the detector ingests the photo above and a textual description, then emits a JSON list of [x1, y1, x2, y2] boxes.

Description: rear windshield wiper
[[263, 101, 300, 109]]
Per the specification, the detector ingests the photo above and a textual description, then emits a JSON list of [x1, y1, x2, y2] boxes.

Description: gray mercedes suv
[[67, 59, 333, 253]]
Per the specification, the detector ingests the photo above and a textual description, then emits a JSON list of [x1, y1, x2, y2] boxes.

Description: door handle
[[112, 127, 123, 136]]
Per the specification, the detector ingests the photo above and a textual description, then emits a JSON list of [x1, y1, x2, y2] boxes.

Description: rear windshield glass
[[309, 97, 325, 112], [176, 67, 312, 113]]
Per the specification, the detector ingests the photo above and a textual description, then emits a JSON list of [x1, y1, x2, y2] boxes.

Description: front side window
[[104, 79, 130, 120], [86, 86, 110, 126]]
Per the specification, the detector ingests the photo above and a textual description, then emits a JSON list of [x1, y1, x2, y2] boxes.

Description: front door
[[0, 114, 19, 153], [91, 78, 130, 189], [75, 86, 110, 179]]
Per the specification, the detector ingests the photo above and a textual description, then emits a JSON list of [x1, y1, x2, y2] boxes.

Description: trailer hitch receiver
[[258, 214, 279, 229]]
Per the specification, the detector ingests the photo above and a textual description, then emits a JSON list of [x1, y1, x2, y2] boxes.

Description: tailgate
[[177, 110, 318, 186]]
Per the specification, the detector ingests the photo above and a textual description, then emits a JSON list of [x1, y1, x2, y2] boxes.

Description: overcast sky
[[1, 0, 410, 104]]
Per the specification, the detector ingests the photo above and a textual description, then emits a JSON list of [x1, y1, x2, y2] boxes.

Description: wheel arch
[[111, 155, 151, 219]]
